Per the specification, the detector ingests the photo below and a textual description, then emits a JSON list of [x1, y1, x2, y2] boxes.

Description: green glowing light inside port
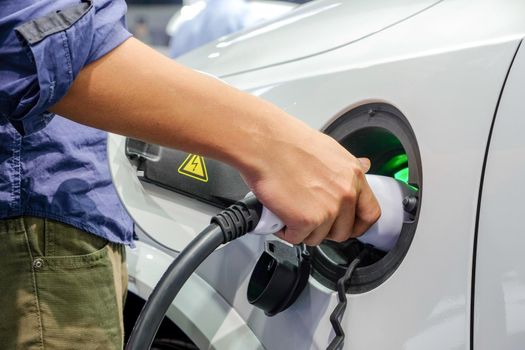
[[379, 153, 408, 182], [394, 167, 409, 183], [382, 154, 408, 173], [379, 153, 414, 188]]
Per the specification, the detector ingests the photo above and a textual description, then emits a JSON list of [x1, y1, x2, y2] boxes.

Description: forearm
[[51, 36, 380, 245], [50, 38, 300, 175]]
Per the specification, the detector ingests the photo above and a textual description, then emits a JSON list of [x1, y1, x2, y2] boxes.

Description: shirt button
[[33, 258, 44, 270]]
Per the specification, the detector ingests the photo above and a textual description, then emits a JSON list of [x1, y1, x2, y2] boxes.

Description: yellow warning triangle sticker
[[178, 154, 208, 182]]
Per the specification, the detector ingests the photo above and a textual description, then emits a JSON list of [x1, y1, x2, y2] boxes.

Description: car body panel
[[193, 43, 518, 350], [178, 0, 524, 78], [177, 0, 443, 77], [109, 0, 525, 348], [474, 43, 525, 349], [126, 241, 264, 349]]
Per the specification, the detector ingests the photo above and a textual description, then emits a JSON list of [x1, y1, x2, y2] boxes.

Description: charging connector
[[126, 175, 411, 350]]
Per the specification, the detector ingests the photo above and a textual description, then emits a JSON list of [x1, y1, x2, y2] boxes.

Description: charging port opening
[[309, 103, 422, 293]]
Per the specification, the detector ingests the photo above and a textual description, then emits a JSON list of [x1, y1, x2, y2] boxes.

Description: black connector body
[[211, 194, 262, 242], [247, 240, 311, 316]]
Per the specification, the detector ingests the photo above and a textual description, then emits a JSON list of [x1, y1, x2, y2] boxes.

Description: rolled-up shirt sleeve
[[0, 0, 132, 135]]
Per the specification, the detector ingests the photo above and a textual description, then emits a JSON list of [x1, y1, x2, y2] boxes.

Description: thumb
[[357, 157, 371, 173]]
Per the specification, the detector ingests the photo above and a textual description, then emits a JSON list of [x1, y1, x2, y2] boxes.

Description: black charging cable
[[126, 193, 368, 350], [327, 248, 369, 350], [125, 196, 262, 350]]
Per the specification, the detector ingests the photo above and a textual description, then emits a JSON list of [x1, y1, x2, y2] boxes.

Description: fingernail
[[358, 158, 371, 172]]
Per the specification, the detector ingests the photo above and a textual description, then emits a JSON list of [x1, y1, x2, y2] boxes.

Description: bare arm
[[51, 38, 380, 245]]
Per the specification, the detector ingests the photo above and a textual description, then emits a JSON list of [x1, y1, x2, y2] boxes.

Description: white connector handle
[[248, 174, 412, 252], [249, 205, 285, 235], [356, 175, 409, 251]]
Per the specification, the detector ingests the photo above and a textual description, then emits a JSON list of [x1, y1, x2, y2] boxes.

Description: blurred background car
[[126, 0, 308, 55], [166, 0, 297, 57]]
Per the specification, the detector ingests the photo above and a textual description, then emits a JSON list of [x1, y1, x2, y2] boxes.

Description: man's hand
[[51, 38, 381, 246], [240, 117, 381, 246]]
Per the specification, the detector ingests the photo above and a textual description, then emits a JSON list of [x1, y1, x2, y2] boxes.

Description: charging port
[[309, 103, 422, 293]]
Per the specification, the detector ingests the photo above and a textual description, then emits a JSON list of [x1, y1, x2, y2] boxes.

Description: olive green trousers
[[0, 217, 127, 349]]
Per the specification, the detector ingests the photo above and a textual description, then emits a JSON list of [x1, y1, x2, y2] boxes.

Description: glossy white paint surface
[[178, 0, 442, 77], [474, 45, 525, 349], [109, 0, 525, 348], [126, 241, 263, 350], [242, 56, 503, 348]]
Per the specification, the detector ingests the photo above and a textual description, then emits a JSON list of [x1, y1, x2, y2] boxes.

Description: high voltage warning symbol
[[178, 154, 208, 182]]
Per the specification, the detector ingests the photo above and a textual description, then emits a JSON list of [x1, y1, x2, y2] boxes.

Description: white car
[[109, 0, 525, 349]]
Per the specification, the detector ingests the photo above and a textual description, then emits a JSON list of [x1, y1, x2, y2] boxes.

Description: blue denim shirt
[[0, 0, 133, 245]]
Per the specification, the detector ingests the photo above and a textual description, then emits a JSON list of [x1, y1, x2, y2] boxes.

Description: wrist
[[224, 107, 314, 184]]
